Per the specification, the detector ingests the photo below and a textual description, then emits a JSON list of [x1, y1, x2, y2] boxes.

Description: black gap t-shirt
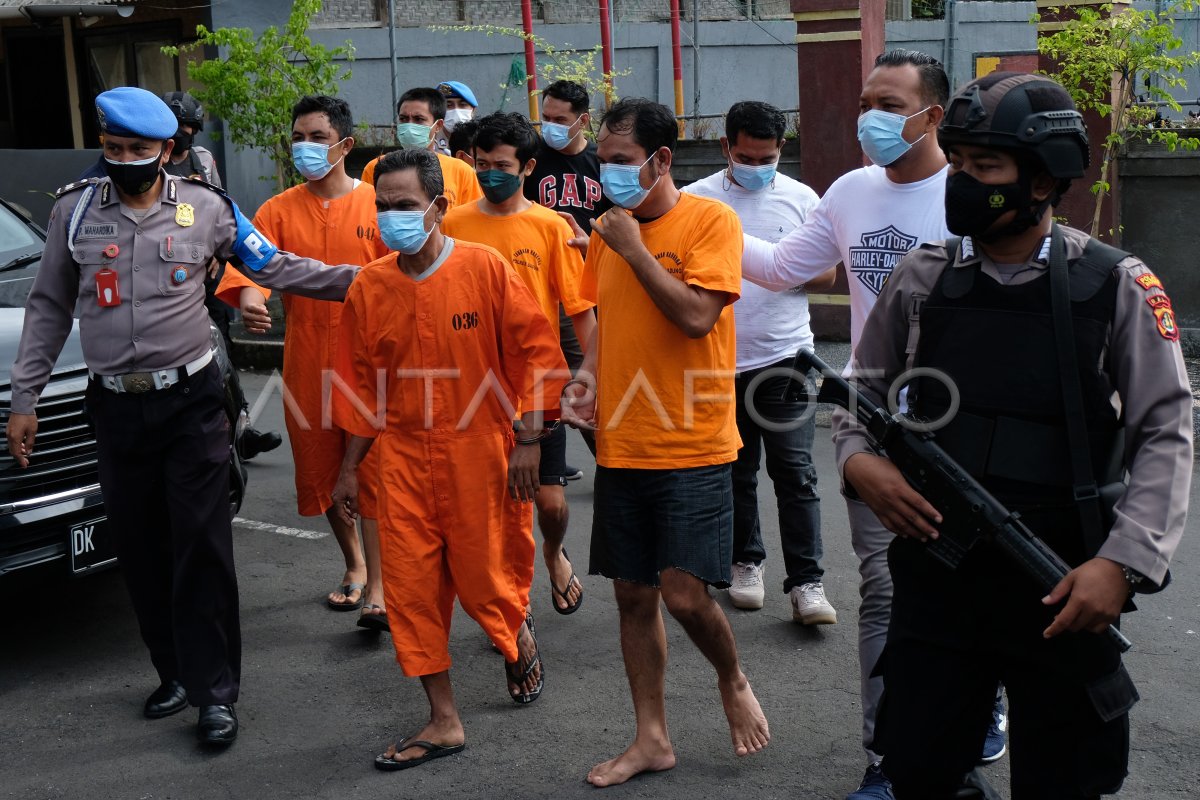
[[524, 139, 612, 231]]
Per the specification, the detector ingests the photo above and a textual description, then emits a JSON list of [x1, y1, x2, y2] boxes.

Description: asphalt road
[[2, 360, 1197, 800]]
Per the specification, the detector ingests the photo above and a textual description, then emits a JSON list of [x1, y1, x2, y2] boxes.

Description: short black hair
[[725, 101, 786, 145], [472, 111, 540, 165], [374, 148, 444, 201], [448, 118, 479, 158], [873, 49, 951, 108], [398, 87, 446, 121], [543, 80, 589, 115], [292, 95, 354, 139], [599, 98, 677, 155]]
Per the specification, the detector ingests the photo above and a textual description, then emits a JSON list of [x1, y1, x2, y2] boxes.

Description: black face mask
[[103, 150, 163, 196], [943, 170, 1044, 242], [171, 128, 194, 154]]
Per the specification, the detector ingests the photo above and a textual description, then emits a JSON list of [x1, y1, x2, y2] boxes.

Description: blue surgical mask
[[599, 153, 661, 210], [856, 107, 930, 167], [728, 159, 777, 192], [541, 120, 579, 151], [291, 139, 345, 181], [378, 200, 436, 255], [396, 122, 433, 150]]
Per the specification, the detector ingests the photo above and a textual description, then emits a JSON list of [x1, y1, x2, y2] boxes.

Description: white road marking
[[233, 517, 328, 540]]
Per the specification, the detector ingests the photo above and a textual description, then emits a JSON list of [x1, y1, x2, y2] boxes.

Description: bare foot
[[544, 544, 582, 611], [586, 739, 676, 787], [327, 569, 366, 606], [719, 673, 770, 756], [505, 618, 542, 698], [381, 718, 465, 764]]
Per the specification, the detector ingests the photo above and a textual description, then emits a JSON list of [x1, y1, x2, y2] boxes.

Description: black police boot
[[143, 680, 188, 719], [239, 427, 282, 461], [197, 704, 238, 745]]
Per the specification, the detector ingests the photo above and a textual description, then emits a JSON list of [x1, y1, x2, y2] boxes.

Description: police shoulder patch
[[1144, 289, 1179, 342], [55, 178, 97, 198], [1134, 272, 1163, 291]]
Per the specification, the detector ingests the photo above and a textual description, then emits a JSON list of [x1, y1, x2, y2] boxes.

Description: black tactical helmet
[[162, 91, 204, 131], [938, 72, 1089, 178]]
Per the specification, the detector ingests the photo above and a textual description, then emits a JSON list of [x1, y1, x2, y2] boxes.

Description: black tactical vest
[[912, 238, 1125, 505], [163, 148, 206, 181]]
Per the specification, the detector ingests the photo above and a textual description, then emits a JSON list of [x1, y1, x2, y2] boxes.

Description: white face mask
[[443, 108, 473, 133]]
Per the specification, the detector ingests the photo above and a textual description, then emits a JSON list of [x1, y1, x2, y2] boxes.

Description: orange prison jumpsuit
[[334, 239, 568, 676], [441, 200, 594, 339], [216, 181, 388, 516], [361, 151, 482, 210]]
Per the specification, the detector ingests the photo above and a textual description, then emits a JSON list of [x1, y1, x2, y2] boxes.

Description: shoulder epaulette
[[181, 174, 225, 194], [55, 178, 97, 198]]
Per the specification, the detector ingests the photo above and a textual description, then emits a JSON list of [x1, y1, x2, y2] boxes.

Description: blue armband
[[230, 199, 278, 272]]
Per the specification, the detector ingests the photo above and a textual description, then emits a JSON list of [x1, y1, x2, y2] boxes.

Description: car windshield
[[0, 201, 44, 309]]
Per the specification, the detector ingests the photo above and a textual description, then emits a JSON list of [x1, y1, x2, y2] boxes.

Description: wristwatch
[[1120, 565, 1146, 593]]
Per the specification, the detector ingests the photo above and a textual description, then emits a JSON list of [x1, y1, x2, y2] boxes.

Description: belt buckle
[[120, 373, 155, 393]]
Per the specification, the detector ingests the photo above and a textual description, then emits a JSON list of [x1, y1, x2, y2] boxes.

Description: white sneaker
[[728, 562, 765, 610], [791, 581, 837, 625]]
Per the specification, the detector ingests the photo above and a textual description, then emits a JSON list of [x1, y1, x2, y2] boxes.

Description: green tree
[[1036, 2, 1200, 234], [163, 0, 354, 192]]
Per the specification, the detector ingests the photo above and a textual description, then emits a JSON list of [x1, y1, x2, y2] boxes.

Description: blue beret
[[96, 87, 178, 140], [438, 81, 478, 108]]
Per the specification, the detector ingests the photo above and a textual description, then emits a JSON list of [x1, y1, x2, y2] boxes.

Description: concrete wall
[[1118, 140, 1200, 348], [886, 1, 1200, 104], [208, 2, 798, 215], [886, 1, 1039, 91]]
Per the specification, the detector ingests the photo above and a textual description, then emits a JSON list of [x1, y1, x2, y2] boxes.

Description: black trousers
[[87, 361, 241, 706], [876, 505, 1135, 800]]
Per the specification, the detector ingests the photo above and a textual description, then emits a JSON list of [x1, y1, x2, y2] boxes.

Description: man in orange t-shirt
[[442, 112, 595, 616], [330, 149, 567, 769], [217, 96, 389, 626], [562, 99, 769, 788], [360, 87, 482, 211]]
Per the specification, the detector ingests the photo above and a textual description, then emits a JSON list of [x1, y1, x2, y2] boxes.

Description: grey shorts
[[589, 463, 733, 588]]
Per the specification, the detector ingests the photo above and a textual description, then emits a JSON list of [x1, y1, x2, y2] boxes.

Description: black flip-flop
[[374, 738, 465, 771], [549, 549, 584, 615], [357, 604, 389, 632], [505, 614, 544, 705], [327, 582, 364, 611]]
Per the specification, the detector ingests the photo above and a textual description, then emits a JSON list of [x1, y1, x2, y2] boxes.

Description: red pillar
[[521, 0, 540, 123], [669, 0, 686, 138], [1037, 1, 1124, 240], [598, 0, 614, 109], [790, 0, 886, 195]]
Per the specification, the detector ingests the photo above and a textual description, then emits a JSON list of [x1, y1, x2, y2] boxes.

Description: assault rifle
[[792, 350, 1132, 653]]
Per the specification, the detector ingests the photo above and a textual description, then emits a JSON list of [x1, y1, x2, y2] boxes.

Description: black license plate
[[69, 516, 117, 575]]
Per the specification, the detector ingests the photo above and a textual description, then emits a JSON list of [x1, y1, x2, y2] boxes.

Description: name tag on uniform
[[78, 223, 118, 239], [96, 268, 120, 307]]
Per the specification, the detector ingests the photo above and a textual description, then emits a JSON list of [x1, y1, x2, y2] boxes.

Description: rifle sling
[[1048, 225, 1107, 558]]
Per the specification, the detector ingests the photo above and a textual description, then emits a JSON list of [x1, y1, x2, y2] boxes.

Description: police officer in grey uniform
[[832, 73, 1192, 798], [5, 87, 360, 746]]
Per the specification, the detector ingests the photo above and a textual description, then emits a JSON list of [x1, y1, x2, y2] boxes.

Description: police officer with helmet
[[833, 72, 1192, 797], [161, 91, 221, 186], [6, 87, 361, 746]]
